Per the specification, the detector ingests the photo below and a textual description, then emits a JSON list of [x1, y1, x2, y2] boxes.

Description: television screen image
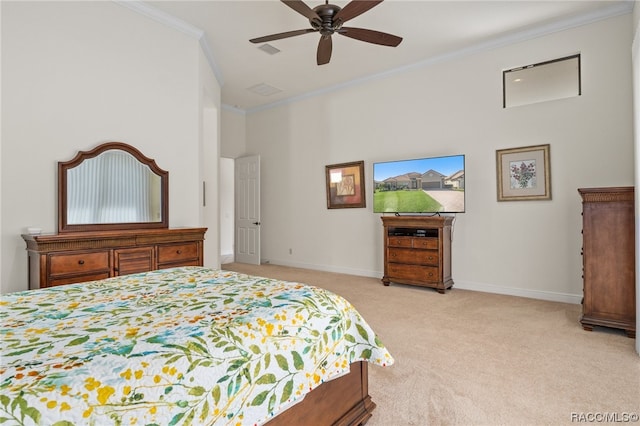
[[373, 154, 465, 213]]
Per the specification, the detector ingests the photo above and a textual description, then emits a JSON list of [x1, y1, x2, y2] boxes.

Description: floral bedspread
[[0, 267, 393, 426]]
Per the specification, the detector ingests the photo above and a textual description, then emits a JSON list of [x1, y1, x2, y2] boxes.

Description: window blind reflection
[[67, 150, 156, 224]]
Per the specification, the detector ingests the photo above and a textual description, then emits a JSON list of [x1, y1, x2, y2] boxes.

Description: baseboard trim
[[220, 253, 234, 264], [262, 259, 381, 280], [453, 279, 582, 305], [261, 258, 582, 305]]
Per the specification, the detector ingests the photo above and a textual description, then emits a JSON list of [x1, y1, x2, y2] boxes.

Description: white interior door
[[235, 155, 260, 264]]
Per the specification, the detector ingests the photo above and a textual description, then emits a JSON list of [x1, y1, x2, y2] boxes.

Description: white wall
[[239, 13, 634, 303], [1, 2, 220, 293], [221, 107, 247, 158], [220, 158, 235, 263], [219, 107, 247, 264], [199, 42, 223, 270], [201, 103, 220, 269]]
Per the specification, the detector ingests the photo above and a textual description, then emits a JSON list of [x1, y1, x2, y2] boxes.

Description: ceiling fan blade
[[281, 0, 321, 25], [250, 28, 317, 44], [338, 27, 402, 47], [317, 35, 332, 65], [333, 0, 383, 24]]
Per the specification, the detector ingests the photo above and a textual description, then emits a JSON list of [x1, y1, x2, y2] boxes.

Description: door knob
[[253, 222, 261, 225]]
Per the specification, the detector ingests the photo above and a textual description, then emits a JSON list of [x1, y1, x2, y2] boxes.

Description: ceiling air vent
[[247, 83, 282, 97], [257, 44, 281, 55]]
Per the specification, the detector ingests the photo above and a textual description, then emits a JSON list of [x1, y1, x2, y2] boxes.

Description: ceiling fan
[[249, 0, 403, 65]]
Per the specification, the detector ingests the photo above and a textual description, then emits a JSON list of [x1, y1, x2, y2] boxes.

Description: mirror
[[58, 142, 168, 233], [503, 54, 581, 108]]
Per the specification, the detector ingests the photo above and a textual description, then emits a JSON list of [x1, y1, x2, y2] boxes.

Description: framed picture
[[496, 144, 551, 201], [325, 161, 366, 209]]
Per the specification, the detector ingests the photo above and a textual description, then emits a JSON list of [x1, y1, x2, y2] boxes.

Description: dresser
[[22, 228, 207, 289], [578, 187, 635, 338], [381, 216, 454, 293]]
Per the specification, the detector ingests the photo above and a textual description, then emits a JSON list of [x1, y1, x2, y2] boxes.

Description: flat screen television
[[373, 154, 465, 214]]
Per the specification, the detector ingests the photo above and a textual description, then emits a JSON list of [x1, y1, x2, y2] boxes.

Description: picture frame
[[496, 144, 551, 201], [325, 161, 366, 209]]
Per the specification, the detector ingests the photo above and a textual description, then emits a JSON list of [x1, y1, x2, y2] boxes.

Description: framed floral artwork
[[496, 144, 551, 201], [325, 161, 366, 209]]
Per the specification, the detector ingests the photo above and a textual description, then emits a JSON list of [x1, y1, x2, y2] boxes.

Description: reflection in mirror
[[58, 142, 168, 233], [67, 150, 162, 224], [503, 54, 580, 108]]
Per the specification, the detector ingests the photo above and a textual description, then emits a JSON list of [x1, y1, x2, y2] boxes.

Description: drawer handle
[[78, 260, 85, 265], [176, 250, 182, 254], [428, 272, 433, 276], [428, 256, 434, 260]]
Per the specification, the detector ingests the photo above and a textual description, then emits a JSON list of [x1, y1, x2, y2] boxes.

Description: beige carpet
[[222, 262, 639, 426]]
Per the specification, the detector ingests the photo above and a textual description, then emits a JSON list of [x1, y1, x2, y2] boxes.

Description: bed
[[0, 266, 393, 425]]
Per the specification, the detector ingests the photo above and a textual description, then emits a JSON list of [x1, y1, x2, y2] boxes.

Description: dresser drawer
[[412, 238, 438, 250], [49, 251, 110, 275], [388, 236, 438, 249], [388, 236, 413, 248], [388, 263, 440, 283], [49, 272, 111, 287], [388, 248, 439, 266], [158, 242, 199, 264], [115, 247, 154, 276]]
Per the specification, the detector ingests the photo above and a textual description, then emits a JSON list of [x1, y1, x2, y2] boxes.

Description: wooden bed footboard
[[265, 361, 375, 426]]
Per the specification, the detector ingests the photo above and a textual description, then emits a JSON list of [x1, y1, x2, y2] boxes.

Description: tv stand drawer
[[388, 248, 438, 266], [388, 263, 439, 282], [388, 236, 438, 249]]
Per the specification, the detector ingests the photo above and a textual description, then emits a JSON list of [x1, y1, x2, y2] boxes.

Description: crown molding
[[113, 0, 224, 87]]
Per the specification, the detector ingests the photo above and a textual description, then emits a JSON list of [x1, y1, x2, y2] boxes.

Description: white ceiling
[[139, 0, 633, 112]]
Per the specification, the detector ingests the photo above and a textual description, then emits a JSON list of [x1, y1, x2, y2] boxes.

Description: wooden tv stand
[[381, 215, 454, 293]]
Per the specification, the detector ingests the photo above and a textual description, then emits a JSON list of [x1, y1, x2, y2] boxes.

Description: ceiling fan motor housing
[[311, 3, 342, 36]]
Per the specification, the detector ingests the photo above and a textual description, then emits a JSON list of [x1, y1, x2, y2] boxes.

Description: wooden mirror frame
[[58, 142, 169, 233]]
